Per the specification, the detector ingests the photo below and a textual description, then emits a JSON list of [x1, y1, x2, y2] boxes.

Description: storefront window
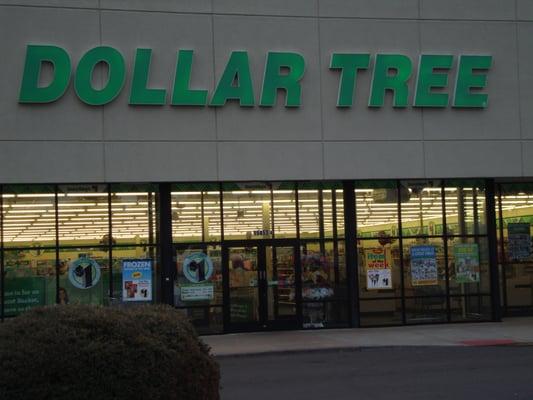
[[112, 246, 157, 304], [400, 180, 443, 237], [174, 245, 223, 334], [447, 237, 490, 296], [497, 183, 533, 315], [0, 179, 496, 330], [172, 187, 203, 243], [356, 181, 403, 326], [358, 238, 401, 298], [111, 184, 157, 245], [335, 189, 345, 238], [203, 189, 222, 242], [58, 247, 108, 305], [356, 181, 399, 239], [2, 185, 56, 248], [403, 238, 447, 296], [445, 180, 486, 236], [3, 248, 56, 315], [272, 185, 297, 239], [356, 179, 491, 326], [223, 183, 273, 240], [172, 184, 221, 243], [300, 241, 347, 328], [403, 238, 448, 323], [298, 185, 320, 239], [450, 295, 491, 322], [0, 184, 159, 316], [175, 246, 222, 307], [57, 185, 109, 247], [359, 298, 403, 326], [404, 297, 447, 323]]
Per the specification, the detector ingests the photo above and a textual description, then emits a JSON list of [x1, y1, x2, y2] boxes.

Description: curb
[[213, 344, 457, 359], [213, 341, 533, 358]]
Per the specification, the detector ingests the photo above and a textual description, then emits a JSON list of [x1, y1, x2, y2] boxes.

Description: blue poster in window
[[122, 259, 153, 302], [410, 245, 438, 286]]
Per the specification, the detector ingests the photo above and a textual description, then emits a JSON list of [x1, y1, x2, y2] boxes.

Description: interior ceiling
[[5, 186, 530, 245]]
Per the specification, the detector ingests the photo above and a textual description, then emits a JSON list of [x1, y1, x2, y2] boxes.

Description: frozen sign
[[410, 245, 438, 286], [122, 259, 153, 302], [365, 248, 392, 290]]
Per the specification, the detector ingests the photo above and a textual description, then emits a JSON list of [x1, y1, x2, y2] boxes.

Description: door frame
[[222, 239, 302, 333], [495, 181, 533, 318]]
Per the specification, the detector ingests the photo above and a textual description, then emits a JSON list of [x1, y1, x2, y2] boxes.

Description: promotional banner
[[3, 277, 46, 316], [508, 223, 531, 261], [454, 244, 480, 283], [410, 245, 438, 286], [122, 259, 153, 302], [365, 248, 392, 290]]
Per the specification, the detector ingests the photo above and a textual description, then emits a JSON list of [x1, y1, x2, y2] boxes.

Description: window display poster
[[69, 255, 101, 290], [122, 259, 153, 302], [180, 283, 214, 301], [4, 277, 46, 316], [454, 244, 480, 284], [183, 252, 214, 283], [365, 248, 392, 290], [508, 223, 531, 261], [410, 245, 438, 286]]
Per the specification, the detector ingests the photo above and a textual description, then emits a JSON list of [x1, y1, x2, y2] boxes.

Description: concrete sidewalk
[[202, 317, 533, 357]]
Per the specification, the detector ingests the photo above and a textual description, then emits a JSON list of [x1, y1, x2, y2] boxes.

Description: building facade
[[1, 0, 532, 333]]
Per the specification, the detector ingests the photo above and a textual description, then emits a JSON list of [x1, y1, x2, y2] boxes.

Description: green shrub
[[0, 305, 220, 400]]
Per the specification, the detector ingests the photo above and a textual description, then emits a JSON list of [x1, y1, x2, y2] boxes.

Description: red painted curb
[[459, 339, 516, 346]]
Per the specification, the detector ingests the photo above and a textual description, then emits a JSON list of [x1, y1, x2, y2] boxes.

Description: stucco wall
[[0, 0, 531, 183]]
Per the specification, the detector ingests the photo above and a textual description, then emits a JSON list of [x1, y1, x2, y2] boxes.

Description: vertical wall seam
[[417, 0, 427, 178], [98, 0, 107, 182], [210, 0, 219, 181], [514, 8, 525, 176], [317, 0, 326, 180]]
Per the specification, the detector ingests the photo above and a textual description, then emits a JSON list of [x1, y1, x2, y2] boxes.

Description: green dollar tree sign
[[369, 54, 413, 108], [260, 52, 305, 107], [210, 51, 254, 107], [19, 45, 71, 103], [330, 53, 370, 107], [129, 48, 166, 105], [453, 55, 492, 108], [171, 49, 208, 106], [414, 54, 454, 108], [75, 46, 126, 106]]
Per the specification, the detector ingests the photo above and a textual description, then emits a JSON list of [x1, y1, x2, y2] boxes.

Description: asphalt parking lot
[[219, 346, 533, 400]]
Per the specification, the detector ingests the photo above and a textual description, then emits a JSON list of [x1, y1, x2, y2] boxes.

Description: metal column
[[158, 183, 175, 306], [485, 179, 502, 322], [343, 181, 359, 327]]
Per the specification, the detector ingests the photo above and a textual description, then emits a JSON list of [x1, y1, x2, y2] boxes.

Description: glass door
[[498, 184, 533, 316], [264, 245, 298, 329], [224, 242, 300, 331], [227, 246, 261, 330]]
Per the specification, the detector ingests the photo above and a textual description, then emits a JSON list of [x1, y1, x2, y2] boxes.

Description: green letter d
[[19, 45, 71, 103]]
